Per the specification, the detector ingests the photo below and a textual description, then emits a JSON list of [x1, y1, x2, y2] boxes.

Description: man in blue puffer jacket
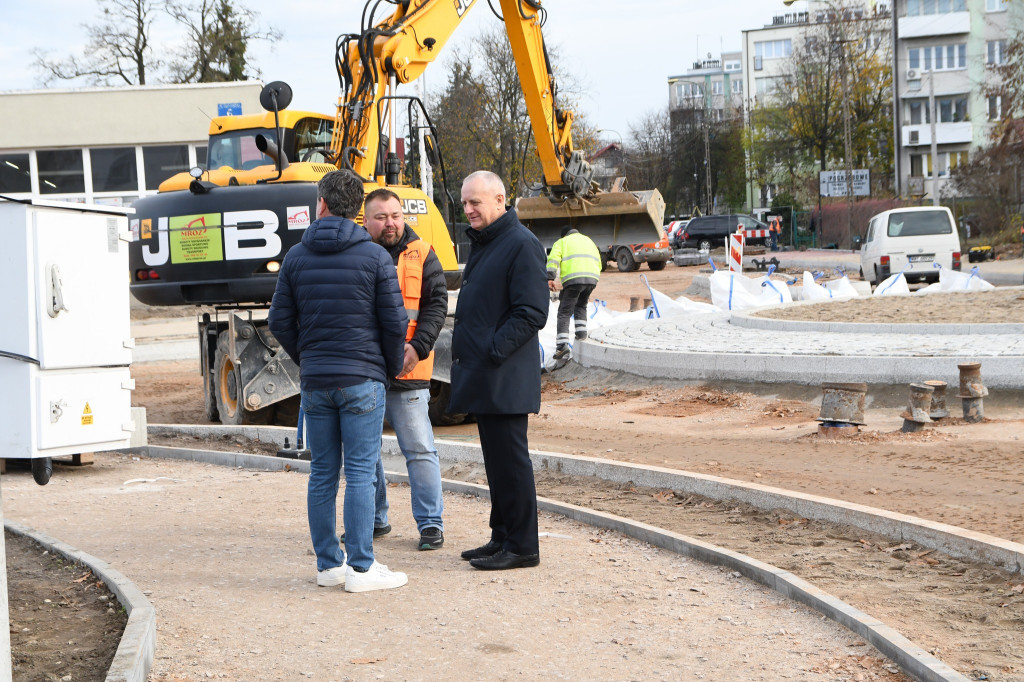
[[269, 170, 410, 593]]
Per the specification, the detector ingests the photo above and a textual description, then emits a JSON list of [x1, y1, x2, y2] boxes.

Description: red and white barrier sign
[[743, 229, 770, 240], [728, 227, 744, 272]]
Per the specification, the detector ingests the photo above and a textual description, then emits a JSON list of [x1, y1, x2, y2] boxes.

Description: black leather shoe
[[469, 549, 540, 570], [460, 539, 503, 561]]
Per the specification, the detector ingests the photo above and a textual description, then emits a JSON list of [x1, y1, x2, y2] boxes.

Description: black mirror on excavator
[[259, 81, 293, 112]]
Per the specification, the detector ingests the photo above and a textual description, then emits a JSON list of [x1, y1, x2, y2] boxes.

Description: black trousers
[[475, 413, 539, 555], [556, 282, 596, 344]]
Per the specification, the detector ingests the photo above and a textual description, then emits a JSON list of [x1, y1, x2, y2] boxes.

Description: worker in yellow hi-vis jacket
[[546, 227, 602, 361]]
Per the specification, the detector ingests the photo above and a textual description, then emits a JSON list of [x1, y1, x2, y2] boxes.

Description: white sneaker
[[344, 561, 408, 593], [317, 562, 347, 587]]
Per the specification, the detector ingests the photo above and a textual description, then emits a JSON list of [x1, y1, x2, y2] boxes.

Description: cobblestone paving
[[590, 312, 1024, 358]]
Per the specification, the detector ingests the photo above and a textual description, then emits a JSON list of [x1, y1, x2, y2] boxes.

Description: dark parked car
[[671, 214, 768, 251]]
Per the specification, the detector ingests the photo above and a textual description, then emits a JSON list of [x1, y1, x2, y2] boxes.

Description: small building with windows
[[0, 81, 265, 207]]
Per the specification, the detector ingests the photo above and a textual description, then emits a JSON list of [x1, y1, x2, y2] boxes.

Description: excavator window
[[293, 117, 335, 163], [208, 129, 277, 171]]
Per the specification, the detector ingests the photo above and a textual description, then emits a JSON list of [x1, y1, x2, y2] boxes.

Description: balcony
[[901, 122, 973, 147], [899, 12, 969, 38]]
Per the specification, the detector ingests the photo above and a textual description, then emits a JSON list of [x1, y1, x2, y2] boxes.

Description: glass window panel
[[923, 0, 936, 13], [924, 47, 932, 70], [988, 41, 996, 64], [934, 48, 944, 69], [90, 147, 137, 193], [954, 96, 967, 122], [958, 44, 966, 66], [755, 43, 763, 58], [37, 149, 84, 195], [909, 48, 920, 69], [946, 45, 955, 67], [142, 145, 189, 190], [0, 153, 31, 193], [196, 145, 208, 168], [908, 0, 921, 14], [939, 98, 953, 122]]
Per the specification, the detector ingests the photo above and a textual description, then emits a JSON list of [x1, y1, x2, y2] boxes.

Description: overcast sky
[[1, 0, 785, 138]]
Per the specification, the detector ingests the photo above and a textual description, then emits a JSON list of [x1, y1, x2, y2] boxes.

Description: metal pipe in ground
[[817, 382, 866, 437], [957, 362, 988, 423], [901, 382, 934, 433], [924, 380, 949, 420]]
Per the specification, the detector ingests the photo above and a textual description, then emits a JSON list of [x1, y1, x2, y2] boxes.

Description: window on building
[[947, 151, 968, 174], [987, 40, 1007, 65], [910, 153, 933, 178], [712, 81, 723, 96], [196, 145, 208, 168], [0, 153, 31, 194], [936, 95, 968, 122], [754, 39, 792, 60], [906, 0, 966, 14], [142, 145, 189, 190], [724, 61, 741, 72], [906, 99, 930, 124], [986, 0, 1008, 11], [732, 79, 743, 94], [908, 44, 966, 72], [90, 147, 138, 193], [676, 82, 703, 100], [988, 95, 1007, 121], [755, 77, 782, 97], [37, 149, 85, 195]]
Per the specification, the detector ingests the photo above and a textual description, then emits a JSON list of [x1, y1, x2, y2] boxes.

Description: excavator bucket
[[516, 188, 666, 250]]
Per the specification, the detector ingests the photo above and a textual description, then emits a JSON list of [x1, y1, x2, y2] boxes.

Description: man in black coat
[[451, 170, 549, 570], [268, 170, 410, 593]]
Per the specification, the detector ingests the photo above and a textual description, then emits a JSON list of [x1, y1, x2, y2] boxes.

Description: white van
[[859, 207, 961, 285]]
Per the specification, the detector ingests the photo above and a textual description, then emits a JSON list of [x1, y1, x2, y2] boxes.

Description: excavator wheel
[[215, 351, 274, 425], [647, 260, 667, 271]]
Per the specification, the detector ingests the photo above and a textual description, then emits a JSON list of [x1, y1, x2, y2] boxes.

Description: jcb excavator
[[128, 0, 666, 426]]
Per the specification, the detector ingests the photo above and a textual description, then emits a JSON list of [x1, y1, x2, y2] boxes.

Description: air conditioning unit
[[907, 68, 920, 80], [909, 130, 920, 144]]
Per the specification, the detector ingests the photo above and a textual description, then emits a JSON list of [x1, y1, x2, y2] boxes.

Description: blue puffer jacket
[[268, 215, 408, 388]]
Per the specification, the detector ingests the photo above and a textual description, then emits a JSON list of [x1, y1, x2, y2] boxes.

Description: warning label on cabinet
[[81, 402, 93, 426], [170, 214, 224, 263]]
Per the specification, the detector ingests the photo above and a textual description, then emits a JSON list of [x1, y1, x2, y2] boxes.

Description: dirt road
[[116, 265, 1024, 679]]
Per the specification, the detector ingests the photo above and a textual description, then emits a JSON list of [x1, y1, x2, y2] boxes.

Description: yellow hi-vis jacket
[[546, 231, 602, 286], [396, 239, 433, 382]]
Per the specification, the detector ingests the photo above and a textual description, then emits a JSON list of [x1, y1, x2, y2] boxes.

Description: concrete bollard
[[923, 380, 949, 420], [816, 382, 866, 437], [957, 362, 988, 423], [901, 382, 934, 433]]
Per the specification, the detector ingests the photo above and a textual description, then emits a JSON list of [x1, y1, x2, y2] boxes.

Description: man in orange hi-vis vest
[[361, 188, 449, 551], [769, 216, 782, 252]]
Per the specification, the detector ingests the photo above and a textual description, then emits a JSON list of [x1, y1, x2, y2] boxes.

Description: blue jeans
[[373, 388, 444, 532], [301, 381, 385, 572]]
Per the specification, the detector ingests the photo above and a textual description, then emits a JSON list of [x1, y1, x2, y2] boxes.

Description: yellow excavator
[[128, 0, 666, 426]]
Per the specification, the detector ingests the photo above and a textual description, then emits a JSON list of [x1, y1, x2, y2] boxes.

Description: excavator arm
[[333, 0, 664, 249], [331, 0, 591, 198]]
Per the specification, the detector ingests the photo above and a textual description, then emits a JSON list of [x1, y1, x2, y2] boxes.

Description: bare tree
[[166, 0, 281, 83], [33, 0, 159, 85], [32, 0, 278, 86]]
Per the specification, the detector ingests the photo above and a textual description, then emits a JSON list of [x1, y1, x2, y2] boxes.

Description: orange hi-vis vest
[[396, 238, 434, 381]]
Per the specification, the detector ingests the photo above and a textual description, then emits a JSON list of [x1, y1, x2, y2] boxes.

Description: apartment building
[[895, 0, 1021, 199], [0, 81, 264, 207], [667, 51, 745, 121]]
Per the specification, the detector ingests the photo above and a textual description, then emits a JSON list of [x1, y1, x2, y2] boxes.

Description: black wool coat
[[448, 208, 549, 415]]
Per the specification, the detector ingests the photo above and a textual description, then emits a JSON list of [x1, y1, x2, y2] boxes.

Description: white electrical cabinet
[[0, 200, 135, 464]]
